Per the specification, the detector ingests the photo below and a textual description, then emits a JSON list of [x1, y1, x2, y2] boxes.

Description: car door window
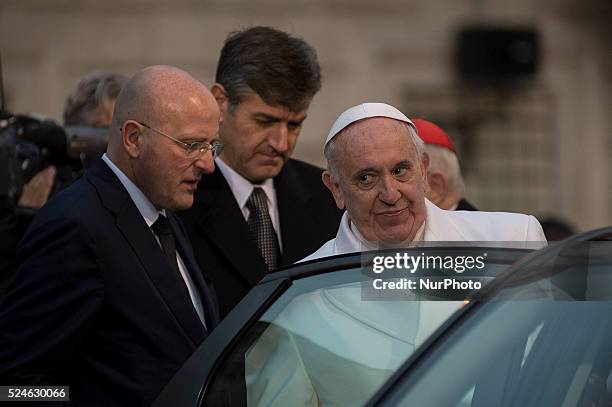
[[201, 248, 531, 407], [387, 248, 612, 407], [418, 301, 612, 407], [202, 267, 464, 406]]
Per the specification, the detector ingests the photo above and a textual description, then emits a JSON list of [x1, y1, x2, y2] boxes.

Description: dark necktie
[[151, 214, 180, 275], [152, 215, 208, 331], [247, 187, 280, 271]]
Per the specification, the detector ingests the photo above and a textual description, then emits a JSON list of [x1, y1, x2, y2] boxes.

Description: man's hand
[[17, 166, 57, 209]]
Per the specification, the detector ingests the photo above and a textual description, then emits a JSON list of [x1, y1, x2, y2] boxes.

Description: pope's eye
[[393, 167, 408, 177], [359, 174, 374, 185]]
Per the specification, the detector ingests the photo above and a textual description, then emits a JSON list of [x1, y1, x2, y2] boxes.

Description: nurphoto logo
[[362, 251, 490, 300]]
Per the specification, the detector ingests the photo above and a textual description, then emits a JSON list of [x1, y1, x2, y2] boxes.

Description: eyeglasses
[[134, 120, 224, 158]]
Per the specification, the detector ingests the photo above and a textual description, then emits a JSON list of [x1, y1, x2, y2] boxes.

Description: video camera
[[0, 110, 110, 208]]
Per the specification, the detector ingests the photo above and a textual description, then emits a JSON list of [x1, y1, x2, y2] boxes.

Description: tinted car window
[[202, 248, 528, 406], [205, 268, 462, 406], [382, 242, 612, 407]]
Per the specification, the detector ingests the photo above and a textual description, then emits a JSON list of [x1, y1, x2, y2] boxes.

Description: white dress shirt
[[102, 154, 207, 329], [215, 157, 283, 252]]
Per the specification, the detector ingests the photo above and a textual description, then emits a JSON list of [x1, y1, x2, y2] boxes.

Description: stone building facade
[[1, 0, 610, 230]]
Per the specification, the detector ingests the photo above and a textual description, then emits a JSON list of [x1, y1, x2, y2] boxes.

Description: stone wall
[[1, 0, 610, 230]]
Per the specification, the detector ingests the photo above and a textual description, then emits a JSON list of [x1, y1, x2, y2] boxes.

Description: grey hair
[[63, 72, 128, 126], [325, 121, 425, 182], [424, 143, 465, 196]]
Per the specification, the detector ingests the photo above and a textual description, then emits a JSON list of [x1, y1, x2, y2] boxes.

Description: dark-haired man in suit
[[180, 27, 342, 317]]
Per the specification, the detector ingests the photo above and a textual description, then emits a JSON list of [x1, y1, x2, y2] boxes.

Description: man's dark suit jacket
[[0, 205, 33, 301], [0, 159, 219, 406], [179, 159, 343, 317], [456, 198, 478, 211]]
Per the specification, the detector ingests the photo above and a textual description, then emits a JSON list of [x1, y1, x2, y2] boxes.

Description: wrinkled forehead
[[333, 117, 420, 170]]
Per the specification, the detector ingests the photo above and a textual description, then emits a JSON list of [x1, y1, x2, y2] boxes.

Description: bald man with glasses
[[0, 66, 221, 406], [133, 120, 224, 157]]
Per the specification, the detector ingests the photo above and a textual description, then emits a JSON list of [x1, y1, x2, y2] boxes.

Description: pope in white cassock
[[304, 102, 546, 260], [244, 103, 547, 407]]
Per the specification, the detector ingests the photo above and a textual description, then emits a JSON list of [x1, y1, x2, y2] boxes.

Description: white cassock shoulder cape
[[302, 198, 546, 261]]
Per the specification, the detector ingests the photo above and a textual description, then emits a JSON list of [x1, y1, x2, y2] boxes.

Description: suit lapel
[[87, 160, 207, 346], [169, 214, 219, 330], [275, 161, 315, 264], [192, 168, 267, 286]]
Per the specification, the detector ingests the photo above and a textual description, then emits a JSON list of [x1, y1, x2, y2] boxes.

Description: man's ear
[[122, 121, 143, 159], [322, 171, 345, 210], [426, 172, 447, 206], [211, 84, 228, 123]]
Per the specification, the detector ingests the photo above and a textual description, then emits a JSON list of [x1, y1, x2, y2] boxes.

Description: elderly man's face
[[132, 95, 220, 211], [214, 88, 310, 183], [323, 117, 428, 243]]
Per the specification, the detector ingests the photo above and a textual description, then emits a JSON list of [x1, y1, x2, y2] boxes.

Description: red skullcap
[[413, 118, 457, 154]]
